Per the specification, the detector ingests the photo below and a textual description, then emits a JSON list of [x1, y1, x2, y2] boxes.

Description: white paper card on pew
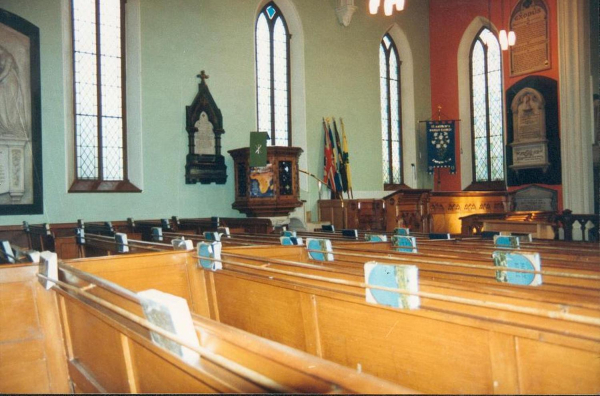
[[115, 233, 129, 253], [138, 289, 200, 365], [280, 236, 304, 246], [152, 227, 163, 242], [281, 230, 296, 237], [76, 228, 85, 245], [364, 262, 420, 309], [394, 228, 410, 236], [26, 250, 41, 264], [365, 234, 388, 242], [172, 238, 194, 251], [217, 227, 230, 237], [494, 235, 520, 248], [38, 251, 58, 290], [306, 238, 334, 261], [197, 242, 222, 271], [0, 240, 15, 263], [492, 251, 542, 286], [511, 233, 533, 243], [391, 235, 417, 253], [204, 231, 222, 242]]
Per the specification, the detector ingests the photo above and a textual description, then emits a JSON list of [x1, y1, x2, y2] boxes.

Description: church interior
[[0, 0, 599, 394]]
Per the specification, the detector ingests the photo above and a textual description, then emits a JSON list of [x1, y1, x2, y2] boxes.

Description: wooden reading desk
[[483, 219, 556, 239]]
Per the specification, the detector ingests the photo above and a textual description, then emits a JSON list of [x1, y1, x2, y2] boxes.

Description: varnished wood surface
[[52, 261, 413, 394], [0, 264, 70, 394], [64, 248, 600, 394]]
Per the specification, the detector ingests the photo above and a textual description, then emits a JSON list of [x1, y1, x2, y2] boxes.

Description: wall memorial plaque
[[0, 9, 42, 215], [511, 185, 557, 212], [184, 71, 227, 185], [509, 0, 551, 77], [193, 112, 215, 156], [509, 87, 549, 173]]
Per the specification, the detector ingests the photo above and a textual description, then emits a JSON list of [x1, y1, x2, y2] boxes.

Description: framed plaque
[[506, 76, 561, 186], [509, 0, 551, 77], [0, 9, 42, 215], [184, 71, 227, 185]]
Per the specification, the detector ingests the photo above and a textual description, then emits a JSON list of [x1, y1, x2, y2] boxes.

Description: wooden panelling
[[487, 332, 520, 394], [0, 339, 50, 393], [53, 258, 412, 394], [213, 274, 308, 351], [129, 339, 220, 393], [59, 249, 600, 394], [0, 264, 69, 394], [319, 199, 386, 231], [70, 251, 195, 306], [516, 337, 600, 394], [427, 192, 509, 234], [314, 296, 494, 394], [55, 237, 80, 259], [0, 282, 39, 341], [64, 299, 130, 393]]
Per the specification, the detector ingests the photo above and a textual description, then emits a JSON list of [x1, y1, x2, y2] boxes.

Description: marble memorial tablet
[[510, 88, 550, 172], [194, 112, 215, 156]]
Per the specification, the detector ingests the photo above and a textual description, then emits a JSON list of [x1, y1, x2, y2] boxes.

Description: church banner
[[427, 121, 456, 174]]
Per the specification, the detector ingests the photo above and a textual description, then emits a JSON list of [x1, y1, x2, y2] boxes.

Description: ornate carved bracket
[[336, 0, 358, 27]]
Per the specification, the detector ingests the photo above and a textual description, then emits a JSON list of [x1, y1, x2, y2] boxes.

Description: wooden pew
[[173, 216, 275, 235], [50, 254, 410, 394], [63, 247, 600, 394], [23, 222, 81, 259], [0, 262, 70, 393]]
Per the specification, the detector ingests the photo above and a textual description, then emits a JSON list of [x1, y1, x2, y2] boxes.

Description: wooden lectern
[[229, 146, 303, 217]]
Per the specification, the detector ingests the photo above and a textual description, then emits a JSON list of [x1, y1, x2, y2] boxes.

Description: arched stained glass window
[[256, 2, 291, 146], [380, 34, 402, 185], [470, 28, 504, 183]]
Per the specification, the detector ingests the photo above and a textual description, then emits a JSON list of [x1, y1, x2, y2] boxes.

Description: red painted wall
[[428, 0, 562, 209]]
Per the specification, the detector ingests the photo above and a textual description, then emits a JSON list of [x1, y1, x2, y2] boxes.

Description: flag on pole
[[333, 118, 348, 193], [327, 119, 343, 193], [322, 118, 337, 193], [340, 118, 353, 198]]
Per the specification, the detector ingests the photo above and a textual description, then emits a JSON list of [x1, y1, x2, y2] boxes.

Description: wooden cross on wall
[[197, 70, 209, 83]]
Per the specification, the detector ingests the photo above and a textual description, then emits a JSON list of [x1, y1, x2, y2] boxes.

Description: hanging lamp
[[369, 0, 405, 16], [499, 0, 516, 50]]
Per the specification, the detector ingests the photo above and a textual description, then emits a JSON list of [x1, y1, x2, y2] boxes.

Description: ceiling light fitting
[[369, 0, 405, 16]]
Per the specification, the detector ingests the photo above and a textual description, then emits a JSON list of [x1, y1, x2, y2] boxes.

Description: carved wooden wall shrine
[[184, 71, 227, 185], [229, 146, 303, 217]]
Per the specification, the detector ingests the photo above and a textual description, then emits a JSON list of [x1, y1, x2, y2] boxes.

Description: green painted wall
[[0, 0, 430, 226]]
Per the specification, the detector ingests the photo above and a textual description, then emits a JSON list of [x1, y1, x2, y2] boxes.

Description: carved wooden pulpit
[[229, 146, 303, 217], [185, 71, 227, 185]]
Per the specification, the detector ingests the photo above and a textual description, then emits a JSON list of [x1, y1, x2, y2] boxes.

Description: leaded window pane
[[73, 0, 125, 181], [255, 3, 290, 146], [273, 17, 289, 146], [380, 34, 402, 185], [470, 28, 505, 183], [256, 13, 272, 137], [380, 43, 390, 184]]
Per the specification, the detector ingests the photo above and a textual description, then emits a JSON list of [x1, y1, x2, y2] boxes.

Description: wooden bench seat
[[0, 254, 411, 394], [63, 247, 600, 394]]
